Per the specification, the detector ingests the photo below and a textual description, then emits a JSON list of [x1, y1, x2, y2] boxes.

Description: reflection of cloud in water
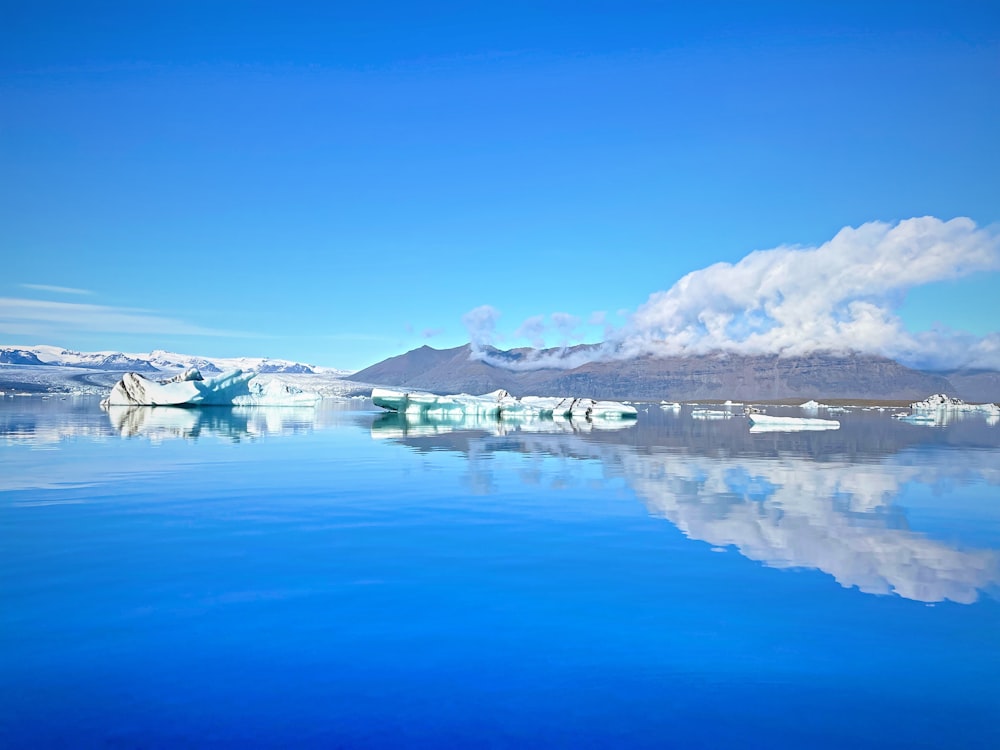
[[624, 453, 999, 604], [105, 406, 319, 441], [373, 422, 1000, 604]]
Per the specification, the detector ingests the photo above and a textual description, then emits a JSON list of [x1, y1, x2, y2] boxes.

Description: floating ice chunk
[[102, 369, 320, 407], [900, 394, 999, 426], [659, 401, 681, 410], [747, 412, 840, 430], [371, 388, 637, 421], [910, 394, 999, 416], [799, 399, 829, 411], [691, 409, 732, 420]]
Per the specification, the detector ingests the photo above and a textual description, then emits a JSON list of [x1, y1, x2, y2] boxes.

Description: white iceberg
[[747, 412, 840, 431], [102, 368, 320, 407], [799, 399, 828, 410], [371, 388, 637, 421], [691, 408, 732, 420], [900, 394, 999, 427], [910, 393, 999, 416]]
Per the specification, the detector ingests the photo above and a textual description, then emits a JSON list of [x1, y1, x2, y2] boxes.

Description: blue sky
[[2, 1, 998, 370]]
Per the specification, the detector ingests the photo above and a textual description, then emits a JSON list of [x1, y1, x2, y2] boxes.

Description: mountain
[[349, 344, 999, 402], [0, 348, 47, 366], [0, 345, 328, 375]]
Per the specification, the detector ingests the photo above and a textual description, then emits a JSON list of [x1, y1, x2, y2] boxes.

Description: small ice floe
[[745, 408, 839, 432], [799, 399, 830, 412], [691, 409, 732, 420]]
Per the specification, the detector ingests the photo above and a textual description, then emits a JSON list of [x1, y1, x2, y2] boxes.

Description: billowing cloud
[[550, 312, 580, 339], [619, 216, 1000, 369], [463, 217, 1000, 371], [514, 315, 546, 348], [462, 304, 501, 357]]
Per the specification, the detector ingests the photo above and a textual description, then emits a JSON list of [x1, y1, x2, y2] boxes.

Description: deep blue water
[[2, 398, 999, 748]]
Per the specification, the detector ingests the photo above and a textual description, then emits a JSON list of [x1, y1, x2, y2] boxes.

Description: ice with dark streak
[[102, 368, 320, 407]]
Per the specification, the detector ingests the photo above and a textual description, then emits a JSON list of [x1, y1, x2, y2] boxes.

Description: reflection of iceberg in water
[[105, 405, 319, 441], [370, 411, 637, 439], [625, 453, 999, 604]]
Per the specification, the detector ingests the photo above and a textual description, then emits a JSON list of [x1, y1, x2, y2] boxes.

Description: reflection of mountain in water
[[373, 410, 1000, 604], [105, 405, 319, 441]]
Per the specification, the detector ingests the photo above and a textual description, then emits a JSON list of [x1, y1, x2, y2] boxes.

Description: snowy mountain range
[[0, 345, 349, 376]]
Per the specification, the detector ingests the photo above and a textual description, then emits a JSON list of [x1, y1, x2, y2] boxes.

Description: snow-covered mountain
[[0, 345, 350, 376], [0, 345, 364, 398]]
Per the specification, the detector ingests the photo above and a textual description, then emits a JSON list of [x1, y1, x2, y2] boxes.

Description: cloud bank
[[463, 217, 1000, 371]]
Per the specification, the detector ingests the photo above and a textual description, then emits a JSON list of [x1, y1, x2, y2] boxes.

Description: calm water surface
[[2, 398, 999, 748]]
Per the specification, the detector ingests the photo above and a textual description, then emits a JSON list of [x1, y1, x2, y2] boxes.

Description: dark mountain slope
[[349, 344, 977, 401]]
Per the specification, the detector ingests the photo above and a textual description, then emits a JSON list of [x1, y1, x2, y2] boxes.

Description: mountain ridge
[[349, 343, 1000, 402], [0, 345, 348, 376]]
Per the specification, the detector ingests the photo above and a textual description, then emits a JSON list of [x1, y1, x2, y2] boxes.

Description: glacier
[[371, 387, 637, 421], [102, 368, 320, 407]]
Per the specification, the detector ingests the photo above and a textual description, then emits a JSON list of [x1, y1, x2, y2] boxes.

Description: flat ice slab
[[747, 412, 840, 431], [102, 368, 320, 407], [371, 387, 637, 421]]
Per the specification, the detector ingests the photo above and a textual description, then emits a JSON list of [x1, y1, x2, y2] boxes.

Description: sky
[[1, 1, 999, 371]]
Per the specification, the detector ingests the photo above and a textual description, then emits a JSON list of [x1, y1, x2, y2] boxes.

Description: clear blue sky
[[2, 1, 998, 370]]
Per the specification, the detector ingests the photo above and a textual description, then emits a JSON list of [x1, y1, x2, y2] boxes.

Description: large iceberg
[[900, 393, 999, 426], [371, 388, 637, 421], [910, 393, 999, 416], [102, 368, 320, 407]]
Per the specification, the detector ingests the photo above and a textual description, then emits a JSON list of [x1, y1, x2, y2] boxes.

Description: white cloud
[[462, 304, 501, 357], [618, 216, 1000, 369], [550, 312, 580, 337], [513, 315, 546, 348], [20, 283, 94, 296], [0, 297, 255, 339], [461, 217, 1000, 371]]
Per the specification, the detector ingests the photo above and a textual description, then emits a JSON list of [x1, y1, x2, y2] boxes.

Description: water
[[2, 398, 999, 748]]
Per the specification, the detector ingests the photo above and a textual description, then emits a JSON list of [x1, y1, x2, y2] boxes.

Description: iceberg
[[371, 388, 637, 421], [899, 394, 1000, 427], [101, 368, 320, 407], [799, 399, 828, 410], [746, 412, 840, 431], [691, 408, 732, 420], [910, 393, 999, 416]]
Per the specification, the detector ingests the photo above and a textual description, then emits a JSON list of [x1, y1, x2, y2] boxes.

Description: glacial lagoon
[[2, 397, 998, 748]]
